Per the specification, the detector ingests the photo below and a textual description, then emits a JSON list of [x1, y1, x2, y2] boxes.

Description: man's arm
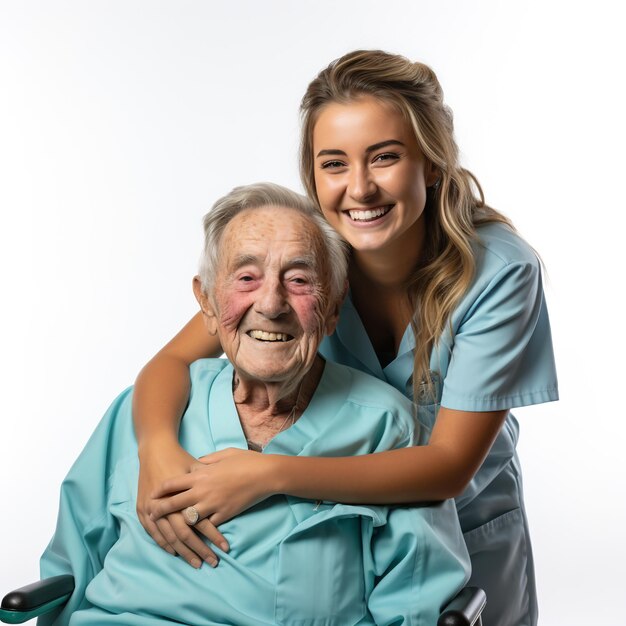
[[38, 389, 135, 625]]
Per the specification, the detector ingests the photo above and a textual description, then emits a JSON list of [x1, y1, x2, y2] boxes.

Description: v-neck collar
[[334, 291, 415, 383], [207, 360, 350, 456]]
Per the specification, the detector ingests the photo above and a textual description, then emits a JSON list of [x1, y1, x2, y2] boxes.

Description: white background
[[1, 1, 624, 623]]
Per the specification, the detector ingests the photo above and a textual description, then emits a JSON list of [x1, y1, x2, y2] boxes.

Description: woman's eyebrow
[[366, 139, 405, 153], [316, 139, 405, 158]]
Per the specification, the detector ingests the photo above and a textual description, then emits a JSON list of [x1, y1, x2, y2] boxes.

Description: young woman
[[133, 50, 558, 626]]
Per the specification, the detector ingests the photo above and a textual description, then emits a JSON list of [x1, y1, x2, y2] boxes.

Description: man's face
[[201, 206, 338, 384]]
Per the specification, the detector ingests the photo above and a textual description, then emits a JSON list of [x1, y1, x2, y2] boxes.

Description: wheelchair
[[1, 575, 485, 625]]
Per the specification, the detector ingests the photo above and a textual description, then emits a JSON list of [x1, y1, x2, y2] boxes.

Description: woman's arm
[[272, 407, 508, 502], [133, 312, 222, 447], [150, 407, 507, 525], [133, 311, 226, 566]]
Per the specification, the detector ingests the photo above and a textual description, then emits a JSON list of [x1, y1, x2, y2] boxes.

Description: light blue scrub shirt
[[40, 359, 470, 626], [319, 222, 558, 626]]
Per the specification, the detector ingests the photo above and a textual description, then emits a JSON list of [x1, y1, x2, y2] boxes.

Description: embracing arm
[[133, 311, 222, 449], [151, 407, 507, 525], [133, 311, 226, 566], [270, 407, 507, 504]]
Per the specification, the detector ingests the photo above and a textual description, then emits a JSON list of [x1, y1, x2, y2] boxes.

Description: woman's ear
[[193, 276, 218, 335], [425, 161, 441, 188]]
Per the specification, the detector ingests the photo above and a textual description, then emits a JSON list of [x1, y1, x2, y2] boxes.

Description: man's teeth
[[348, 206, 391, 221], [248, 330, 291, 342]]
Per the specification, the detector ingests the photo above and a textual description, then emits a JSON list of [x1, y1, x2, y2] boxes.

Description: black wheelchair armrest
[[437, 586, 486, 626], [1, 576, 482, 625], [0, 575, 75, 624]]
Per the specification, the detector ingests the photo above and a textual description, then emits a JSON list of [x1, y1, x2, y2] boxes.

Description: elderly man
[[39, 183, 470, 625]]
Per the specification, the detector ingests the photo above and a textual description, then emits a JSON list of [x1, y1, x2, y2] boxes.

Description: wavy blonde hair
[[300, 50, 514, 400]]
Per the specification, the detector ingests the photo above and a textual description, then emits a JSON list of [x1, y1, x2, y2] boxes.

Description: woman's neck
[[348, 219, 424, 360], [350, 215, 425, 291]]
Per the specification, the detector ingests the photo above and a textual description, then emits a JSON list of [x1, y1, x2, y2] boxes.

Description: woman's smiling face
[[312, 96, 436, 255]]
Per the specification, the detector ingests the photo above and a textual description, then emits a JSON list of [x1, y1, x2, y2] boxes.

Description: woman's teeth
[[348, 205, 392, 221], [248, 330, 291, 342]]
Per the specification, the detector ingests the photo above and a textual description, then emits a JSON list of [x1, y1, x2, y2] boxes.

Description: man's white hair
[[198, 182, 348, 303]]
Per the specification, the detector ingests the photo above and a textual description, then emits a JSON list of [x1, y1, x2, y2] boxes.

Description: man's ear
[[324, 280, 348, 336], [193, 276, 218, 336]]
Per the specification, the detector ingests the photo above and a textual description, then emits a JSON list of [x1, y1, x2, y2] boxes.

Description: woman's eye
[[320, 160, 346, 170], [239, 275, 254, 282], [373, 152, 400, 164]]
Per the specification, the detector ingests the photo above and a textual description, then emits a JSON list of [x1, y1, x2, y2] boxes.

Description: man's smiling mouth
[[247, 330, 293, 342], [346, 204, 394, 222]]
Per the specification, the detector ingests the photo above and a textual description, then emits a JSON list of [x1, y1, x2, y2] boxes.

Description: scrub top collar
[[335, 290, 416, 396], [207, 359, 351, 456]]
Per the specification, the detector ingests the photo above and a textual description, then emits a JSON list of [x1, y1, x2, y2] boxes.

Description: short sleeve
[[440, 259, 559, 412]]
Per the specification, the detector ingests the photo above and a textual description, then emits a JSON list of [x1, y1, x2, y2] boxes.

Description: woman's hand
[[137, 440, 229, 567], [150, 447, 277, 527]]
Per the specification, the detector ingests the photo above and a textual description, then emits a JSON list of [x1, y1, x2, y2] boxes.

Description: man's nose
[[254, 278, 290, 319], [348, 165, 377, 203]]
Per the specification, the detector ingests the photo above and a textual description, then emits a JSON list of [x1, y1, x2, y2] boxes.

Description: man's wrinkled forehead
[[228, 252, 318, 273], [220, 206, 327, 271], [226, 205, 317, 238]]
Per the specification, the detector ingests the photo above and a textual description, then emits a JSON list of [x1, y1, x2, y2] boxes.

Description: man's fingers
[[195, 519, 229, 552]]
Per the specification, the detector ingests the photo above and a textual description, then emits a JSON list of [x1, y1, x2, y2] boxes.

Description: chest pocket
[[274, 505, 383, 626]]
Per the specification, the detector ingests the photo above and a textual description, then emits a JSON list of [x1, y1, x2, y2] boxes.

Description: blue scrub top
[[319, 222, 559, 526]]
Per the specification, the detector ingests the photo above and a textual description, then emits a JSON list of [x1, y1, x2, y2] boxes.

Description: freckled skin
[[203, 206, 337, 406]]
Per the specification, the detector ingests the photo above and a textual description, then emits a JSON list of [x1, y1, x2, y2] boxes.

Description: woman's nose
[[348, 166, 377, 202], [254, 278, 290, 319]]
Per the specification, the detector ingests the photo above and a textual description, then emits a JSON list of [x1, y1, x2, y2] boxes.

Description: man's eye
[[239, 275, 254, 282]]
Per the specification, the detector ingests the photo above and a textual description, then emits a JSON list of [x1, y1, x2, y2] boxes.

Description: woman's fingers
[[151, 474, 195, 499], [150, 491, 201, 520], [168, 514, 222, 567], [197, 447, 244, 464], [154, 516, 202, 568], [155, 514, 219, 568], [195, 519, 229, 552], [136, 443, 199, 551], [208, 510, 229, 527], [141, 514, 176, 556]]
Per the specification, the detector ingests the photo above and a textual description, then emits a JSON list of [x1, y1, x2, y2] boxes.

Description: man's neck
[[233, 358, 324, 444]]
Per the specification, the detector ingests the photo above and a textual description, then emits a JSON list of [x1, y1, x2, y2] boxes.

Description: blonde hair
[[300, 50, 513, 400]]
